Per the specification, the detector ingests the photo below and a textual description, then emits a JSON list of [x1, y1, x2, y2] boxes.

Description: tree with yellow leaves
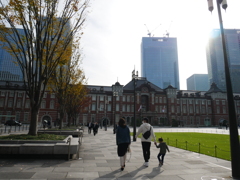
[[48, 42, 89, 129], [65, 74, 91, 126], [0, 0, 90, 135]]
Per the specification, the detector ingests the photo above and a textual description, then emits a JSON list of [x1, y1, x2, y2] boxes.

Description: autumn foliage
[[0, 0, 90, 135]]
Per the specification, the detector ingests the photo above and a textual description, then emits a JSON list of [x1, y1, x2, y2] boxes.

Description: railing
[[66, 136, 72, 161], [76, 130, 83, 160], [0, 124, 30, 135], [155, 127, 240, 135]]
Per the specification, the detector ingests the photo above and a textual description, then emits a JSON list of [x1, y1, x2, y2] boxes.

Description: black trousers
[[141, 142, 151, 162], [88, 127, 92, 134]]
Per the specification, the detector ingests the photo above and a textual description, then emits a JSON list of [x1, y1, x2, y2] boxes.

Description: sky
[[81, 0, 240, 90]]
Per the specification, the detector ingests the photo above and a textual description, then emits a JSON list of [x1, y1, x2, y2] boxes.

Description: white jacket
[[135, 123, 156, 143]]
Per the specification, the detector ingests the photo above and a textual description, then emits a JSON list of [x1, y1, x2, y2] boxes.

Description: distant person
[[87, 121, 93, 134], [113, 123, 118, 134], [135, 117, 156, 167], [116, 118, 131, 171], [47, 120, 51, 129], [155, 137, 170, 166], [43, 120, 48, 129], [93, 122, 99, 136]]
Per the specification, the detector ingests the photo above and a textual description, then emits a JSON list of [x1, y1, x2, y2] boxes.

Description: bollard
[[199, 143, 200, 153], [186, 141, 188, 150], [215, 145, 217, 158]]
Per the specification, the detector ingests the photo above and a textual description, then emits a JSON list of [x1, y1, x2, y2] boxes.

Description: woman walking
[[116, 118, 131, 171]]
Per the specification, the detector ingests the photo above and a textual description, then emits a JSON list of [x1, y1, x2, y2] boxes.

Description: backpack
[[143, 126, 151, 139]]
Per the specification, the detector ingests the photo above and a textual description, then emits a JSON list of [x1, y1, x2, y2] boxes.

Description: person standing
[[87, 121, 93, 134], [135, 117, 156, 167], [155, 137, 170, 166], [116, 118, 131, 171], [93, 122, 99, 136]]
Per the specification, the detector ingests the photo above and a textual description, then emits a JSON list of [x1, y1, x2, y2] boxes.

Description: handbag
[[143, 126, 151, 139]]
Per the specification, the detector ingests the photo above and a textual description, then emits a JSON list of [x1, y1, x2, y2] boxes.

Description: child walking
[[155, 138, 170, 166]]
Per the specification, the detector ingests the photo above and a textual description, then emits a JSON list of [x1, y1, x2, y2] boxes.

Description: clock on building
[[142, 87, 148, 92]]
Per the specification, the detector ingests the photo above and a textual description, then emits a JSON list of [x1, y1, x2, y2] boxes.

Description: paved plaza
[[0, 127, 235, 180]]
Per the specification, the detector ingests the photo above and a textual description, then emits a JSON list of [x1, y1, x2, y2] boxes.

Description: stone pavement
[[0, 127, 234, 180]]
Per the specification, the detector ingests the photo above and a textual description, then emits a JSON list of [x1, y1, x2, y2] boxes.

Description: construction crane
[[163, 21, 173, 38], [144, 24, 161, 37]]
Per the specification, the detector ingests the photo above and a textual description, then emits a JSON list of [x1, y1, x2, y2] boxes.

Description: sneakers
[[144, 162, 149, 167]]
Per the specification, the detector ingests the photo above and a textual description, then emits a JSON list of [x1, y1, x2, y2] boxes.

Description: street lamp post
[[112, 82, 123, 134], [207, 0, 240, 178], [104, 101, 109, 131], [132, 70, 138, 142]]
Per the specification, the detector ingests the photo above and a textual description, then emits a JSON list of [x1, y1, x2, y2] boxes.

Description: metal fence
[[166, 137, 231, 160], [0, 124, 30, 135]]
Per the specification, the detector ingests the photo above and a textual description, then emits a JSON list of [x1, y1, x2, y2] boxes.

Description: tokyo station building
[[0, 76, 240, 127]]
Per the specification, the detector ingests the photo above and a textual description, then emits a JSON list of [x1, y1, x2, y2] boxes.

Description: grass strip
[[155, 132, 232, 161], [133, 132, 234, 161]]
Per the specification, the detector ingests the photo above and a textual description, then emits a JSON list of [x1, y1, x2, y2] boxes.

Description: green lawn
[[154, 132, 233, 161]]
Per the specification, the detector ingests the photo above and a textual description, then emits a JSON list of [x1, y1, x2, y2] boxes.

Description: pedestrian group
[[116, 117, 170, 171], [88, 117, 170, 171]]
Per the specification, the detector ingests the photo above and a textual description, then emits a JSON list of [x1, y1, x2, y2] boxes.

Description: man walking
[[93, 122, 99, 136], [87, 121, 93, 134], [135, 117, 156, 167]]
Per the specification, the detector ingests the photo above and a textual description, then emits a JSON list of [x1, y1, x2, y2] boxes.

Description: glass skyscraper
[[206, 29, 240, 93], [187, 74, 209, 91], [141, 37, 180, 89], [0, 28, 25, 81]]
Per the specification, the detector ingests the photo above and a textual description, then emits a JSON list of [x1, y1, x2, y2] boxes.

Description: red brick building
[[0, 81, 58, 126], [1, 78, 240, 127]]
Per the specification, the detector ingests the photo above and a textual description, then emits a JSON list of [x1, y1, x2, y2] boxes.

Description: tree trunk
[[59, 110, 64, 129], [28, 107, 39, 136]]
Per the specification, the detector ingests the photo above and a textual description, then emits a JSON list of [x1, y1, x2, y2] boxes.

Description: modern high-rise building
[[0, 28, 25, 81], [141, 37, 180, 89], [187, 74, 209, 91], [206, 29, 240, 93]]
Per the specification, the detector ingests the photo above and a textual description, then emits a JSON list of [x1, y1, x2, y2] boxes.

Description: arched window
[[41, 100, 46, 109]]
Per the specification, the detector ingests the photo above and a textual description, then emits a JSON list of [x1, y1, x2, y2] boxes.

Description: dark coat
[[116, 126, 131, 145]]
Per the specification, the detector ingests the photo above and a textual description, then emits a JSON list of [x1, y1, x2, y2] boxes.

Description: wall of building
[[1, 80, 240, 127]]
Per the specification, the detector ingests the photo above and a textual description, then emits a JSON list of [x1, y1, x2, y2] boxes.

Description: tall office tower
[[187, 74, 209, 91], [141, 37, 180, 89], [206, 29, 240, 93], [0, 29, 25, 81]]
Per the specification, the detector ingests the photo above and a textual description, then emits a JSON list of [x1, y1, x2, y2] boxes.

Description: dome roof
[[115, 82, 120, 85]]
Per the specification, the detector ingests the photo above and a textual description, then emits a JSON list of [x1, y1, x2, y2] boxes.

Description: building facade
[[187, 74, 209, 91], [206, 29, 240, 93], [0, 81, 58, 126], [141, 37, 180, 89], [1, 76, 240, 128], [0, 29, 25, 81]]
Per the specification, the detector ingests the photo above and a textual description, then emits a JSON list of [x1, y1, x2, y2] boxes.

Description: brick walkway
[[0, 127, 233, 180]]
